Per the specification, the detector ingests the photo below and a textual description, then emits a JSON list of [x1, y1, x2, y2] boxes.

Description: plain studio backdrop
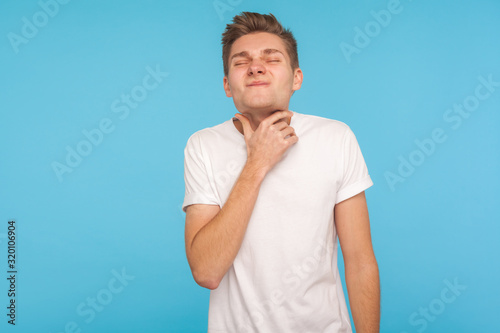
[[1, 0, 499, 332]]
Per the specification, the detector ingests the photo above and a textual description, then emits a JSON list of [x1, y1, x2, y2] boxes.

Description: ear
[[292, 68, 303, 92], [223, 76, 232, 97]]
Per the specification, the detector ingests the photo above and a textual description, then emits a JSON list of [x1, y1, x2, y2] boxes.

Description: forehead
[[230, 32, 288, 58]]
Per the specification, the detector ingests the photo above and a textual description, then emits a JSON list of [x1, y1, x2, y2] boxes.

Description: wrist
[[243, 158, 268, 184]]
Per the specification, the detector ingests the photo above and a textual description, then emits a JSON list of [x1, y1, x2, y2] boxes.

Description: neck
[[233, 109, 291, 134]]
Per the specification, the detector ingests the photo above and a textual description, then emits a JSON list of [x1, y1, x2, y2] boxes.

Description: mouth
[[247, 81, 269, 87]]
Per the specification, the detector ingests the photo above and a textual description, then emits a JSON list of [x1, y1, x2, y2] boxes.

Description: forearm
[[189, 161, 266, 289], [345, 258, 380, 333]]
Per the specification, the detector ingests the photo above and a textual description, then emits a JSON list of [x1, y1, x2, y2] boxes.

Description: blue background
[[1, 0, 499, 332]]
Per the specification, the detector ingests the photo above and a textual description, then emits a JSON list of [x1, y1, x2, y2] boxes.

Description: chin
[[244, 98, 283, 110], [247, 104, 278, 112]]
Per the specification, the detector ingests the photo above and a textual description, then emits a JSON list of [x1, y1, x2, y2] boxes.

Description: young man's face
[[223, 32, 303, 114]]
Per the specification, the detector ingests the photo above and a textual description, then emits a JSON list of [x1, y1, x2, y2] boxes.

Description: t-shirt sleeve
[[182, 133, 220, 213], [335, 126, 373, 204]]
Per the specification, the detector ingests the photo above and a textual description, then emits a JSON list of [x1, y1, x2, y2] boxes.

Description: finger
[[272, 120, 288, 131], [280, 126, 296, 138], [284, 132, 299, 144], [234, 113, 254, 136], [272, 118, 288, 125], [287, 134, 299, 145], [265, 110, 293, 127]]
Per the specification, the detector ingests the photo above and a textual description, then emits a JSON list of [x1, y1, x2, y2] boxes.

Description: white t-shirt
[[182, 111, 373, 332]]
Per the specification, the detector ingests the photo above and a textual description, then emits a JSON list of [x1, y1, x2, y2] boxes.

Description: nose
[[247, 59, 266, 76]]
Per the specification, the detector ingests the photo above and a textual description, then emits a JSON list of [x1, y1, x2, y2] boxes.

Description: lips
[[247, 81, 269, 87]]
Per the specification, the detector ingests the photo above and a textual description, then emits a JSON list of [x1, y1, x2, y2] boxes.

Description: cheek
[[228, 72, 245, 89], [276, 72, 294, 89]]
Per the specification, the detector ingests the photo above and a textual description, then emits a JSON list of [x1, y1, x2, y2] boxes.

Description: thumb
[[234, 113, 254, 137]]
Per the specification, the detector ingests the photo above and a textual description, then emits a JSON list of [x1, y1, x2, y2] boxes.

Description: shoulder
[[185, 119, 231, 147], [294, 111, 352, 138]]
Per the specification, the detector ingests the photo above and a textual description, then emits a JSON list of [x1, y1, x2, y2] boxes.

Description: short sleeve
[[335, 127, 373, 204], [182, 133, 220, 212]]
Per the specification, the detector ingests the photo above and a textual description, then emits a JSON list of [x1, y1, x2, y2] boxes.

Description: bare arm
[[185, 110, 297, 290], [185, 162, 265, 290], [335, 191, 380, 333]]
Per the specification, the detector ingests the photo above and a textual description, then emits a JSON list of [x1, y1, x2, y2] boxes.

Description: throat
[[232, 113, 292, 135]]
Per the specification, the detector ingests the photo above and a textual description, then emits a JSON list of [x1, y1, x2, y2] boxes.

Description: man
[[182, 12, 380, 332]]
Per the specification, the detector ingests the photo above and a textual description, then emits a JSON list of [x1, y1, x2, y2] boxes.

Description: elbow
[[198, 280, 220, 291], [186, 252, 225, 290], [192, 270, 222, 290]]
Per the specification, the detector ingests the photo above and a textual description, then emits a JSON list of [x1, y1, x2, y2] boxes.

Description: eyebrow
[[230, 48, 285, 62]]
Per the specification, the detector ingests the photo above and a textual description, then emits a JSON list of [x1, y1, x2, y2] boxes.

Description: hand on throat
[[233, 109, 291, 135]]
